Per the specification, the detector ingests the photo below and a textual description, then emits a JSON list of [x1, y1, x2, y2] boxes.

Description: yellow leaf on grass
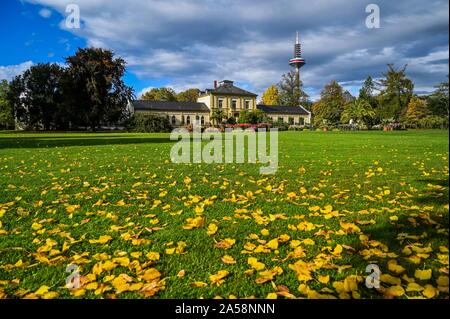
[[66, 205, 80, 213], [89, 235, 112, 244], [381, 274, 401, 285], [35, 285, 50, 295], [267, 239, 279, 250], [248, 257, 265, 270], [415, 269, 432, 281], [207, 223, 218, 236], [215, 238, 236, 250], [332, 244, 343, 256], [141, 268, 161, 282], [318, 275, 330, 284], [146, 252, 160, 261], [191, 281, 207, 287], [209, 270, 229, 286], [386, 285, 405, 297], [183, 216, 204, 230], [387, 260, 405, 274], [422, 284, 438, 298], [303, 238, 315, 246], [31, 222, 42, 230], [406, 282, 424, 292], [222, 255, 236, 264], [436, 275, 449, 287]]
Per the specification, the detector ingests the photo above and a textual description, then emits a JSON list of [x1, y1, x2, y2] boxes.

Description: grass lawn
[[0, 130, 448, 299]]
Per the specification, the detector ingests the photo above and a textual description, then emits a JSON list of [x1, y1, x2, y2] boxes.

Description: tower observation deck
[[289, 32, 305, 85]]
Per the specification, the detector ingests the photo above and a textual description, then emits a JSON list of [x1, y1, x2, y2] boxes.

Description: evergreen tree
[[378, 64, 414, 120]]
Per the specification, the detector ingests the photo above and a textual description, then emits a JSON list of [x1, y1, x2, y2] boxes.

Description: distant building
[[128, 34, 311, 126]]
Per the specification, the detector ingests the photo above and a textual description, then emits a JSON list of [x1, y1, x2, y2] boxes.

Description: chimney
[[214, 80, 218, 89]]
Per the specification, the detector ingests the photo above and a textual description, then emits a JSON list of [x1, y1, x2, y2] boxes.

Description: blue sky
[[0, 0, 448, 101]]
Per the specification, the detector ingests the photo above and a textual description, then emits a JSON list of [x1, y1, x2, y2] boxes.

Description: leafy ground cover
[[0, 130, 448, 299]]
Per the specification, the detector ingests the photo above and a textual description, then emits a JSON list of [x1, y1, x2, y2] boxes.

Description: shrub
[[418, 116, 449, 129], [126, 114, 173, 132]]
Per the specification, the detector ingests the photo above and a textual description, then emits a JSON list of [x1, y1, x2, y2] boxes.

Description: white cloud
[[38, 8, 52, 18], [0, 61, 33, 81], [24, 0, 449, 99]]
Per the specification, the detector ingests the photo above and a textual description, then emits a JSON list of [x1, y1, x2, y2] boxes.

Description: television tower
[[289, 31, 306, 87]]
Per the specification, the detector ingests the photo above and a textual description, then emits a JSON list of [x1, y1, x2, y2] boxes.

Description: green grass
[[0, 130, 448, 299]]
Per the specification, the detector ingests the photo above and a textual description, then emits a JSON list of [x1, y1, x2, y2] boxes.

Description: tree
[[426, 78, 449, 117], [64, 48, 133, 130], [404, 96, 429, 127], [278, 71, 307, 106], [176, 88, 199, 102], [341, 98, 375, 128], [312, 80, 346, 126], [9, 63, 64, 130], [141, 87, 177, 101], [0, 80, 14, 129], [359, 76, 377, 102], [211, 108, 226, 125], [378, 64, 414, 120], [238, 109, 268, 124], [261, 85, 280, 105]]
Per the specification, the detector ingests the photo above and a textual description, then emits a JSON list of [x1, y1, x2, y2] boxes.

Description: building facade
[[128, 33, 311, 126], [128, 79, 311, 126]]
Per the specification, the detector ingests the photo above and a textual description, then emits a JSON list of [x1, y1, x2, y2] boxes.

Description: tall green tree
[[312, 80, 346, 126], [378, 64, 414, 120], [0, 80, 14, 129], [64, 48, 133, 130], [426, 78, 449, 117], [359, 76, 376, 101], [176, 88, 200, 102], [261, 85, 280, 105], [278, 71, 307, 106], [141, 87, 177, 101], [9, 63, 64, 130]]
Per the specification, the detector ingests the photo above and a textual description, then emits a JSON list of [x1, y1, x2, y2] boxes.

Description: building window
[[196, 115, 200, 123], [171, 115, 176, 125], [278, 117, 283, 123], [298, 117, 305, 125], [232, 99, 237, 109], [186, 116, 191, 125], [245, 100, 250, 109], [181, 116, 185, 125], [201, 116, 205, 125], [288, 117, 294, 125], [218, 99, 223, 109]]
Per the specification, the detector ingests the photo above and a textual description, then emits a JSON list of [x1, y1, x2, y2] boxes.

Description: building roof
[[256, 104, 310, 115], [130, 100, 210, 113], [203, 80, 257, 97]]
